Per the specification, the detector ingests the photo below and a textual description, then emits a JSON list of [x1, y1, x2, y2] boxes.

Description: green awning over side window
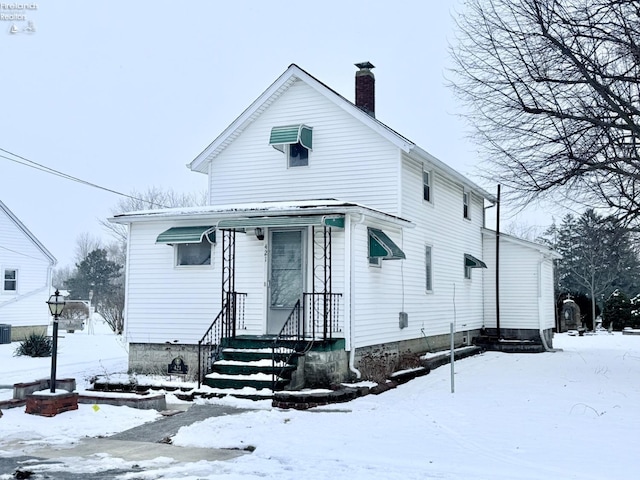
[[368, 228, 405, 260], [269, 124, 313, 151], [465, 253, 487, 268], [156, 226, 216, 244]]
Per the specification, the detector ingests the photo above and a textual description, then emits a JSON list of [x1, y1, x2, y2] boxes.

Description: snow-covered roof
[[188, 63, 495, 203], [109, 199, 414, 228]]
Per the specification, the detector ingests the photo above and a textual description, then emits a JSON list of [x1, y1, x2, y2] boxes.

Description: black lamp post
[[46, 289, 66, 393]]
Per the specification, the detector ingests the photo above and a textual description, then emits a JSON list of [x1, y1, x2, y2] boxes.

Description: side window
[[464, 262, 472, 280], [423, 170, 431, 203], [176, 242, 212, 266], [425, 246, 433, 292], [3, 269, 17, 292], [288, 142, 309, 167], [463, 191, 470, 219]]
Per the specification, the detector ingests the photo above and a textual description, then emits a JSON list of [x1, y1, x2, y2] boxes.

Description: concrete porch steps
[[203, 336, 302, 392]]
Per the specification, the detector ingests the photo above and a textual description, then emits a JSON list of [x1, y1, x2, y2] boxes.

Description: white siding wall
[[0, 209, 52, 328], [124, 222, 346, 343], [351, 155, 486, 349], [208, 80, 400, 214], [482, 234, 556, 330], [126, 222, 221, 344]]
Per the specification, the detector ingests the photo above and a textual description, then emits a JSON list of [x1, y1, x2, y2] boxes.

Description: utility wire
[[0, 147, 169, 208]]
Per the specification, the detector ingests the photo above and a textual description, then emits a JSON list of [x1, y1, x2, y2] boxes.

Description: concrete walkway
[[30, 403, 251, 463]]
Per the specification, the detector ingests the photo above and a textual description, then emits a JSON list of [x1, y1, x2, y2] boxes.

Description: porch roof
[[217, 214, 344, 230], [109, 199, 414, 229]]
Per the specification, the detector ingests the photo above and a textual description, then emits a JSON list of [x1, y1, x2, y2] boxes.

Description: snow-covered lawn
[[1, 327, 639, 479]]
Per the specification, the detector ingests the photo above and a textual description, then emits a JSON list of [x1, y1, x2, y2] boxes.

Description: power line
[[0, 147, 169, 208]]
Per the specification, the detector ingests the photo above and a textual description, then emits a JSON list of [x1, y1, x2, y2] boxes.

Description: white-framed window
[[369, 256, 382, 268], [464, 263, 472, 280], [176, 242, 212, 266], [423, 169, 432, 203], [287, 142, 309, 167], [3, 268, 17, 292], [463, 190, 470, 219], [425, 246, 433, 292]]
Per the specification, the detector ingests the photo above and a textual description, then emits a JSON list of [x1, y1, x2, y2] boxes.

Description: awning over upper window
[[464, 253, 487, 268], [368, 228, 405, 260], [269, 124, 313, 152], [156, 226, 216, 244], [217, 214, 344, 230]]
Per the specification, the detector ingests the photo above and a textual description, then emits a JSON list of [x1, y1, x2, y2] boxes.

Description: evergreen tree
[[541, 210, 640, 329], [64, 248, 122, 307]]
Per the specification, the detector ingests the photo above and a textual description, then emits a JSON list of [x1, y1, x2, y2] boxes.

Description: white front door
[[267, 229, 305, 335]]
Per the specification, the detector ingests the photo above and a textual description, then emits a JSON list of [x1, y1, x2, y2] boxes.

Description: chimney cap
[[355, 61, 375, 70]]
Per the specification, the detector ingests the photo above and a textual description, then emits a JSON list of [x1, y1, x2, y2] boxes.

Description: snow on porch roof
[[109, 199, 414, 228]]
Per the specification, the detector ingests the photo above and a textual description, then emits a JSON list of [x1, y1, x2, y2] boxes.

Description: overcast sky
[[0, 1, 553, 268]]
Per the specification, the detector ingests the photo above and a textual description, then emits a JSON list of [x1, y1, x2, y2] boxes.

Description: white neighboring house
[[111, 63, 559, 387], [0, 200, 56, 341]]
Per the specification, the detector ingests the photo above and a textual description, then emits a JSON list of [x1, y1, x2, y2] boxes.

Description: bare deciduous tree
[[74, 232, 103, 264], [100, 187, 207, 244], [451, 0, 640, 227]]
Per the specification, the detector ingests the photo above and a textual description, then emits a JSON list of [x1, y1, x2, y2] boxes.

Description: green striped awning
[[269, 124, 313, 151], [464, 253, 487, 268], [368, 228, 405, 260], [217, 215, 344, 230], [156, 226, 216, 244]]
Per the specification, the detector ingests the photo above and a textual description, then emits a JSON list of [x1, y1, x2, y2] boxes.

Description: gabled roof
[[0, 200, 57, 265], [482, 228, 562, 259], [188, 64, 495, 202]]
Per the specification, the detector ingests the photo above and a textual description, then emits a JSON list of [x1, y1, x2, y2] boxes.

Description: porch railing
[[303, 292, 342, 340], [197, 292, 247, 387], [271, 292, 342, 391]]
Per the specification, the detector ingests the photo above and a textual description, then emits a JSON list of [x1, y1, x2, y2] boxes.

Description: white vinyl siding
[[208, 80, 400, 215], [0, 206, 54, 329], [482, 232, 557, 331]]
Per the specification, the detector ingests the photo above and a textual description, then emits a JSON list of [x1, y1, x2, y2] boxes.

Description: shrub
[[14, 332, 53, 357]]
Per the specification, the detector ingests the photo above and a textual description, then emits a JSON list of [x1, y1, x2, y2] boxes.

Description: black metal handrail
[[197, 292, 247, 387], [271, 299, 302, 391]]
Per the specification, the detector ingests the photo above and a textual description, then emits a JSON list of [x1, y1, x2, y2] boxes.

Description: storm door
[[268, 229, 305, 334]]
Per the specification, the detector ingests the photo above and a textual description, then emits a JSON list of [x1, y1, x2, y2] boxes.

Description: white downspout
[[348, 213, 366, 378]]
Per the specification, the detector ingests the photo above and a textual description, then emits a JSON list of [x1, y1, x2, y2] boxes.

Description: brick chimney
[[355, 61, 375, 117]]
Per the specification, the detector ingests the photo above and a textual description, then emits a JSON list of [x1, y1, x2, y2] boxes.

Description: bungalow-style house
[[111, 63, 558, 389], [0, 200, 57, 341]]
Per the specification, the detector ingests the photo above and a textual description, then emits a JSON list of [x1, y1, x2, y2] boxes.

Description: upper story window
[[423, 170, 432, 203], [288, 142, 309, 167], [463, 190, 470, 219], [3, 269, 17, 292], [269, 124, 313, 168]]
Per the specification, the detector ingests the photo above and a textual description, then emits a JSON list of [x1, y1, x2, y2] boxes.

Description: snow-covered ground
[[1, 325, 638, 479]]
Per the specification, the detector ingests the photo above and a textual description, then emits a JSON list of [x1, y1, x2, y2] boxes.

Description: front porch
[[197, 223, 346, 390]]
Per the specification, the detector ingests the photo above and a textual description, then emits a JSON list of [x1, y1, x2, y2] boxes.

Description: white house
[[111, 63, 558, 388], [0, 200, 56, 341]]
